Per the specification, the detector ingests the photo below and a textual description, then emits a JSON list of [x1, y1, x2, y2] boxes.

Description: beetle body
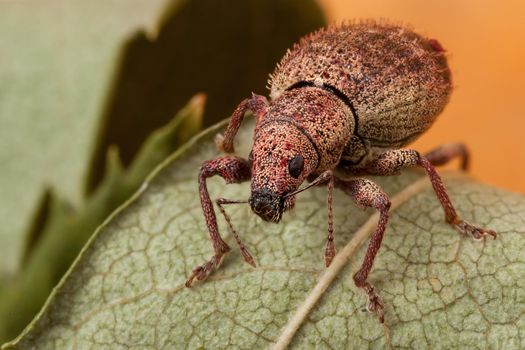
[[186, 21, 495, 324], [248, 21, 451, 221], [268, 21, 451, 168]]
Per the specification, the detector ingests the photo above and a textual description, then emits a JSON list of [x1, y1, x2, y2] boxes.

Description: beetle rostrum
[[249, 187, 283, 223], [185, 20, 497, 324]]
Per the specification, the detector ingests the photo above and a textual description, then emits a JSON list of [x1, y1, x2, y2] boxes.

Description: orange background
[[320, 0, 525, 193]]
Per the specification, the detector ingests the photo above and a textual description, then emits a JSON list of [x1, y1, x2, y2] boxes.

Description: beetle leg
[[185, 156, 251, 287], [364, 149, 497, 240], [292, 173, 391, 321], [334, 177, 391, 323], [424, 143, 470, 170], [216, 94, 268, 153]]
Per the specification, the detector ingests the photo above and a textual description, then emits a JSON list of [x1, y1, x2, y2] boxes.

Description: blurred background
[[321, 0, 525, 193], [0, 0, 523, 344]]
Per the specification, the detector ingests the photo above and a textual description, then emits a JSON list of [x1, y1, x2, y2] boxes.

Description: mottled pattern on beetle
[[269, 20, 451, 150], [336, 177, 389, 210], [369, 149, 420, 175], [250, 122, 317, 200], [255, 86, 352, 176]]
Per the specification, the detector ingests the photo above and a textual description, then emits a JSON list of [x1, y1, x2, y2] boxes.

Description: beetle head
[[249, 121, 318, 223]]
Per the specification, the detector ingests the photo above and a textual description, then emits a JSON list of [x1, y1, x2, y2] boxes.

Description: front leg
[[216, 94, 268, 153], [185, 156, 251, 287], [365, 149, 496, 240]]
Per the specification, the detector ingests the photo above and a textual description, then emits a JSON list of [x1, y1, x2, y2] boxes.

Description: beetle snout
[[249, 188, 283, 223]]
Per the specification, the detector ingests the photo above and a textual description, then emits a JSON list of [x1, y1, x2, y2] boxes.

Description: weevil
[[185, 21, 496, 323]]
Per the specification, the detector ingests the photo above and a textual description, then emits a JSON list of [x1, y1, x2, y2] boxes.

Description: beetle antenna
[[216, 198, 255, 267], [284, 170, 333, 198], [216, 198, 248, 205]]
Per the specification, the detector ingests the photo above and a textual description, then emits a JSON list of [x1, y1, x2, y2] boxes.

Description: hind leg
[[364, 149, 496, 240], [424, 143, 470, 170]]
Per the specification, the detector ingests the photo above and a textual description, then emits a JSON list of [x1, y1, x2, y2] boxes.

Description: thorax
[[258, 86, 353, 174]]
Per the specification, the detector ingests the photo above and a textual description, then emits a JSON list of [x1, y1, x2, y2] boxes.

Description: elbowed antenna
[[215, 198, 256, 267], [284, 170, 333, 198], [216, 198, 249, 205]]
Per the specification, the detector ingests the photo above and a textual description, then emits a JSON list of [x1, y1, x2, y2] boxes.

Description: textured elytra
[[269, 20, 451, 153], [4, 120, 525, 350]]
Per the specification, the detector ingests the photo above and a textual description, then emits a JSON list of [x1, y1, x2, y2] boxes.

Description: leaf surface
[[0, 96, 203, 343], [5, 120, 525, 349], [0, 0, 169, 277]]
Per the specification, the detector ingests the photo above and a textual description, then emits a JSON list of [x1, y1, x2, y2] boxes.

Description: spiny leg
[[216, 198, 256, 267], [215, 94, 268, 153], [185, 156, 251, 287], [365, 149, 496, 240], [424, 142, 470, 170], [334, 177, 391, 323]]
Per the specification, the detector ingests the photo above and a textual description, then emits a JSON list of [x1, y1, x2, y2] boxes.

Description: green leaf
[[0, 0, 170, 279], [4, 119, 524, 349], [0, 95, 203, 344], [0, 0, 325, 342], [86, 0, 326, 192]]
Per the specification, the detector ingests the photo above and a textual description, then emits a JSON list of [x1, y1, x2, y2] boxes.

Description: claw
[[454, 220, 497, 240], [185, 253, 226, 288], [363, 285, 385, 323], [185, 266, 202, 288], [361, 283, 385, 323], [367, 293, 385, 323]]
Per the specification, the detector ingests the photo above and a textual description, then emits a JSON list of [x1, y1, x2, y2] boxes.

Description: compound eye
[[288, 155, 304, 178]]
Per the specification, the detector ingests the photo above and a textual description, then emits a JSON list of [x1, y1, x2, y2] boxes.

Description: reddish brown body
[[270, 22, 451, 164], [185, 21, 496, 324]]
